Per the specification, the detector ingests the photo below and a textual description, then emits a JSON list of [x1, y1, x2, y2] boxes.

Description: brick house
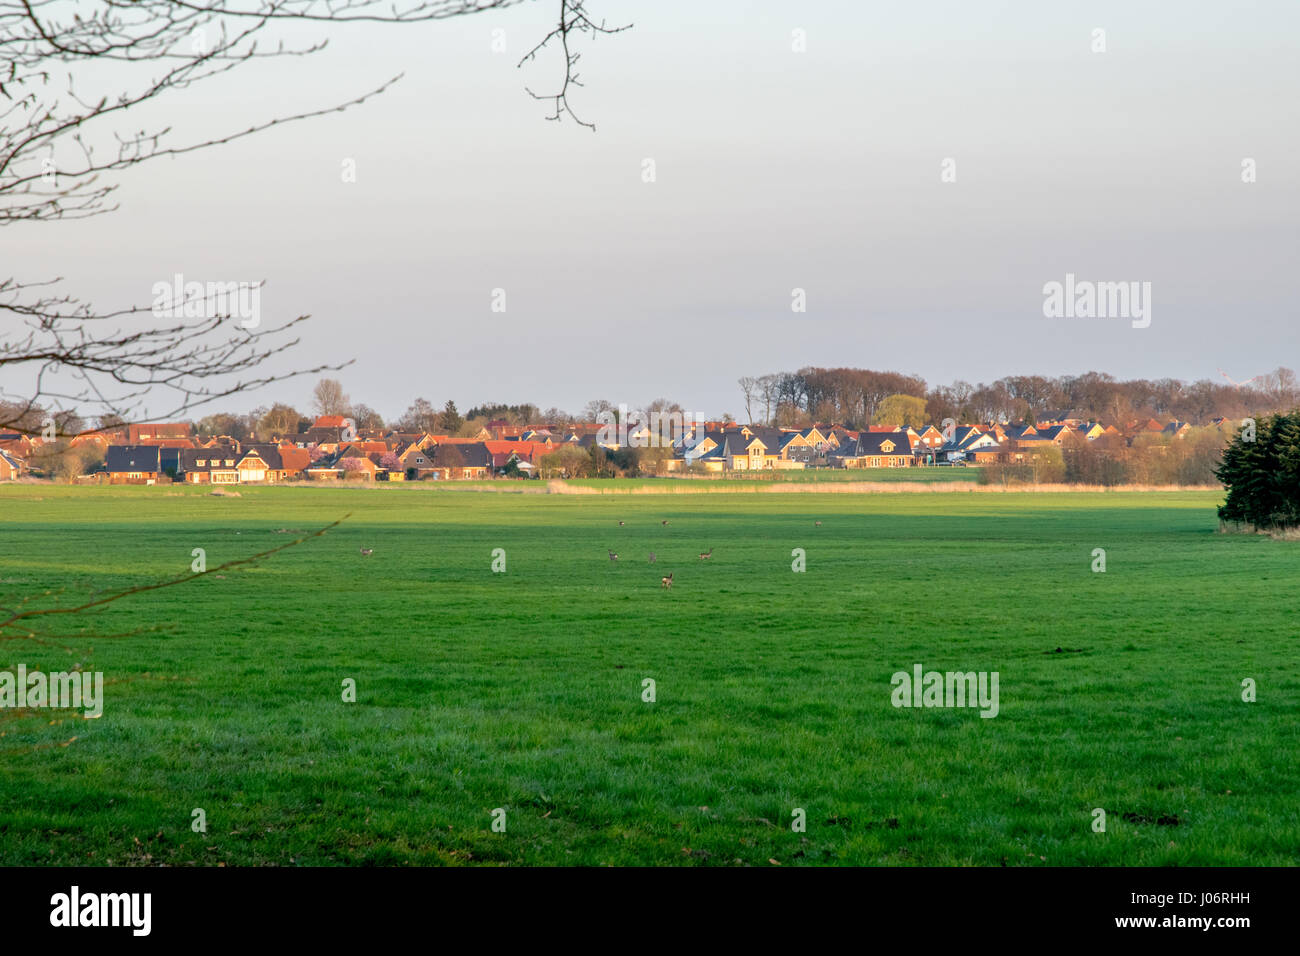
[[426, 442, 491, 479], [0, 449, 25, 480], [831, 431, 917, 468], [105, 445, 164, 484]]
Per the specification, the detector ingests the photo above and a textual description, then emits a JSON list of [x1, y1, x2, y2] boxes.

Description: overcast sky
[[11, 0, 1298, 421]]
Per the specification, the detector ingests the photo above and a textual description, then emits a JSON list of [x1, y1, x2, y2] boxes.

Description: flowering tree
[[380, 453, 402, 472]]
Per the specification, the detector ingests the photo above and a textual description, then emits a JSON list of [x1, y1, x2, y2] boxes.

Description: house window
[[128, 472, 141, 479], [870, 457, 881, 468], [225, 459, 234, 466], [197, 459, 206, 466]]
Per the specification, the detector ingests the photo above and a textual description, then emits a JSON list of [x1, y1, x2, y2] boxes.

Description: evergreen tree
[[1217, 411, 1300, 528], [437, 400, 463, 435]]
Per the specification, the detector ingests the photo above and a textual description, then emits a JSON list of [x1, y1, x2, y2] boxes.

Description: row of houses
[[87, 432, 549, 484], [0, 412, 1214, 483]]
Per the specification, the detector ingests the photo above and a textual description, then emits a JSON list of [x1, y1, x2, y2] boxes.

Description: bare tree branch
[[518, 0, 630, 130], [1, 1, 628, 431]]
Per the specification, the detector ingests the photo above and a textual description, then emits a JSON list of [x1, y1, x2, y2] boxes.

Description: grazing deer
[[815, 521, 822, 527], [660, 572, 673, 589], [661, 520, 669, 526], [359, 548, 374, 556], [698, 548, 713, 560], [608, 550, 619, 563], [618, 521, 625, 526], [648, 552, 656, 563]]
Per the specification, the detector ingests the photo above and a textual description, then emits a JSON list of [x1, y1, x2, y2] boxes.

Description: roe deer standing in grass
[[660, 572, 673, 589], [608, 550, 619, 563], [661, 520, 669, 526], [698, 548, 713, 560]]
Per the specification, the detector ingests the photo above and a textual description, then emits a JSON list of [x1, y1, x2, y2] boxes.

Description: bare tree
[[348, 403, 385, 431], [737, 377, 757, 425], [757, 373, 778, 426], [312, 378, 350, 418], [397, 397, 439, 432], [1259, 367, 1300, 411], [1, 1, 630, 436], [0, 2, 629, 674], [258, 402, 305, 438]]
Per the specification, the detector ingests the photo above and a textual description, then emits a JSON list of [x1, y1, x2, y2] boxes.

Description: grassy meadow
[[0, 482, 1296, 866]]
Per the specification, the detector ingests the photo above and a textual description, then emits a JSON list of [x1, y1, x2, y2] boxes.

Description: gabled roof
[[427, 435, 481, 445], [696, 431, 769, 459], [1002, 423, 1038, 440], [744, 426, 785, 448], [237, 444, 293, 470], [834, 431, 916, 457], [301, 426, 345, 445], [337, 441, 389, 458], [105, 445, 162, 472], [179, 446, 241, 472], [483, 439, 552, 463], [430, 442, 492, 468], [1036, 409, 1078, 424], [1035, 424, 1071, 441]]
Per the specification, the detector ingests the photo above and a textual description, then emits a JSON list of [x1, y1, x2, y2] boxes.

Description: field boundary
[[540, 480, 1221, 495], [0, 479, 1224, 497]]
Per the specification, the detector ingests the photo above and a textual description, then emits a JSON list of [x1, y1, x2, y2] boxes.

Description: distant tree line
[[26, 363, 1298, 461], [981, 428, 1231, 487], [738, 367, 1300, 430]]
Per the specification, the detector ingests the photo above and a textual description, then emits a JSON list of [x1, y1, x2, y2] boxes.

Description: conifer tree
[[1217, 411, 1300, 528]]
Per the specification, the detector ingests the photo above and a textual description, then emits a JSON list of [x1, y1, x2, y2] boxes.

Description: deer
[[359, 548, 374, 556], [815, 521, 822, 527], [618, 521, 625, 526], [661, 520, 669, 526], [660, 572, 673, 589], [608, 550, 619, 563], [648, 551, 656, 563], [698, 548, 713, 560]]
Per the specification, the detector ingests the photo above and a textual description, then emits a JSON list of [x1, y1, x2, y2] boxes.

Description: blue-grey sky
[[13, 0, 1299, 420]]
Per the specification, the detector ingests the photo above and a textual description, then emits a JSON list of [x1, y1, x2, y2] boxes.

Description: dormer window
[[197, 459, 206, 466]]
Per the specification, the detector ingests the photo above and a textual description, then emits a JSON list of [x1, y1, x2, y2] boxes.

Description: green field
[[1, 483, 1295, 866]]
